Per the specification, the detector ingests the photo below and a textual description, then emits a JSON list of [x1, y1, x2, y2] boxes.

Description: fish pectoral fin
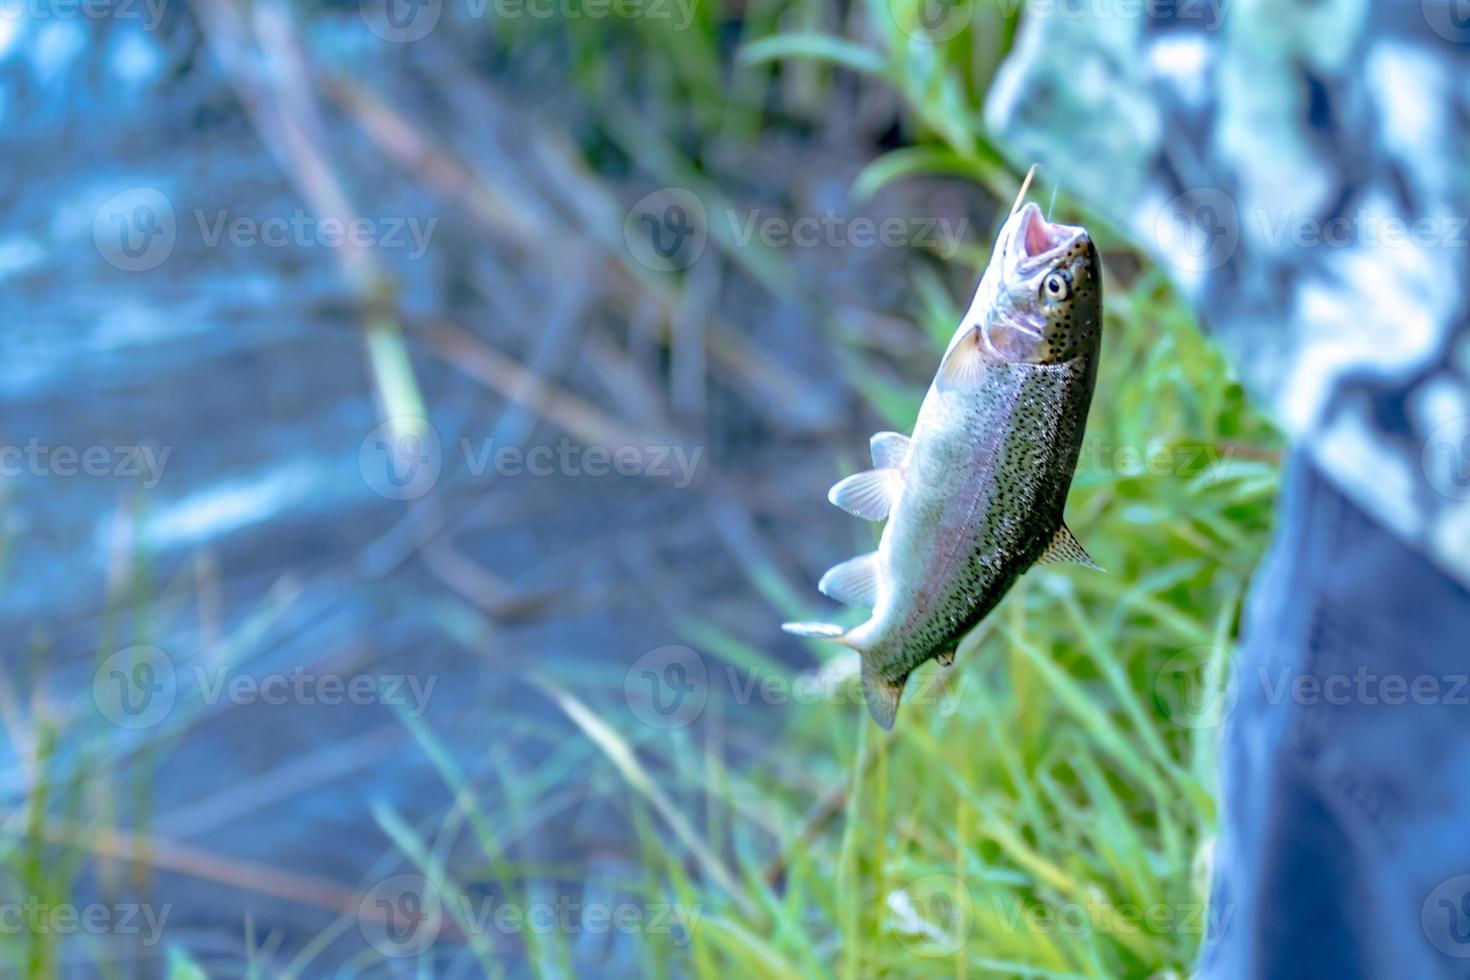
[[870, 431, 911, 469], [828, 469, 902, 521], [861, 664, 909, 730], [1037, 523, 1103, 570], [817, 552, 881, 608], [935, 328, 987, 390]]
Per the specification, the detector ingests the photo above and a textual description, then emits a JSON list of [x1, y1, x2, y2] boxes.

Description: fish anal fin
[[861, 664, 909, 730], [870, 431, 911, 470], [1037, 523, 1102, 570], [828, 470, 901, 521], [818, 553, 881, 608]]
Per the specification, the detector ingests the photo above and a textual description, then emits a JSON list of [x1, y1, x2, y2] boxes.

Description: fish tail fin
[[784, 623, 909, 728], [861, 664, 909, 731], [781, 621, 851, 642]]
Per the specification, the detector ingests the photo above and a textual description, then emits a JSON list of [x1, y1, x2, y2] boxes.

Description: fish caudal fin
[[861, 665, 908, 730], [781, 621, 848, 640], [1037, 523, 1102, 570]]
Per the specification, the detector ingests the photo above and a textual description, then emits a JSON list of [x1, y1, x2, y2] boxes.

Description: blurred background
[[0, 0, 1287, 976]]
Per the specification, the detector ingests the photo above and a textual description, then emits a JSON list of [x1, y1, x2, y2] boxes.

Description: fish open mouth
[[1011, 202, 1084, 272]]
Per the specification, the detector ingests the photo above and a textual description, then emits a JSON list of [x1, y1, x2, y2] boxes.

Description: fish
[[782, 197, 1105, 729]]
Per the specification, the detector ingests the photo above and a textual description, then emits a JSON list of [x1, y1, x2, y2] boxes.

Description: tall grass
[[374, 2, 1282, 977], [5, 1, 1280, 975], [381, 263, 1278, 977]]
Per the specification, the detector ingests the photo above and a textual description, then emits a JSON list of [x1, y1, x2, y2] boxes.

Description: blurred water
[[0, 10, 976, 972], [3, 17, 639, 972]]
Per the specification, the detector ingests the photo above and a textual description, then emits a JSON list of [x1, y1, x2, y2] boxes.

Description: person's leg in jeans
[[1199, 453, 1470, 978]]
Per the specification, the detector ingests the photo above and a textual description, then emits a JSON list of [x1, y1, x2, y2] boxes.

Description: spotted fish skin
[[784, 202, 1104, 728]]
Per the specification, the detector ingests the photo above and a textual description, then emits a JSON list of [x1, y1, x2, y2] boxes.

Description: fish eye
[[1040, 270, 1071, 304]]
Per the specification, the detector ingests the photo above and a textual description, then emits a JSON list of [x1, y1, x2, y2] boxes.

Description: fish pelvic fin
[[861, 663, 909, 730], [1036, 522, 1102, 570], [818, 552, 881, 608]]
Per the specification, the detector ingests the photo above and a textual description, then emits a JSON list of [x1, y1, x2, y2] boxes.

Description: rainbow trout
[[783, 201, 1104, 729]]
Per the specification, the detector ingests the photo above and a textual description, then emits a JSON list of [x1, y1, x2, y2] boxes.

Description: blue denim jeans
[[1198, 454, 1470, 978]]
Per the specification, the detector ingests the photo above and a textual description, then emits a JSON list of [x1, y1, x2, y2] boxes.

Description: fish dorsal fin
[[935, 328, 987, 390], [861, 664, 908, 730], [818, 552, 881, 608], [828, 469, 901, 521], [870, 431, 911, 469], [1037, 523, 1102, 570]]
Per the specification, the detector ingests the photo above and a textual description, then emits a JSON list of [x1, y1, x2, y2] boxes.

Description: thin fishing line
[[1010, 164, 1039, 215]]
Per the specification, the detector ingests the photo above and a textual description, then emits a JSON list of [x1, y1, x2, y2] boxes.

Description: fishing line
[[1010, 164, 1039, 215], [1047, 180, 1060, 221]]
